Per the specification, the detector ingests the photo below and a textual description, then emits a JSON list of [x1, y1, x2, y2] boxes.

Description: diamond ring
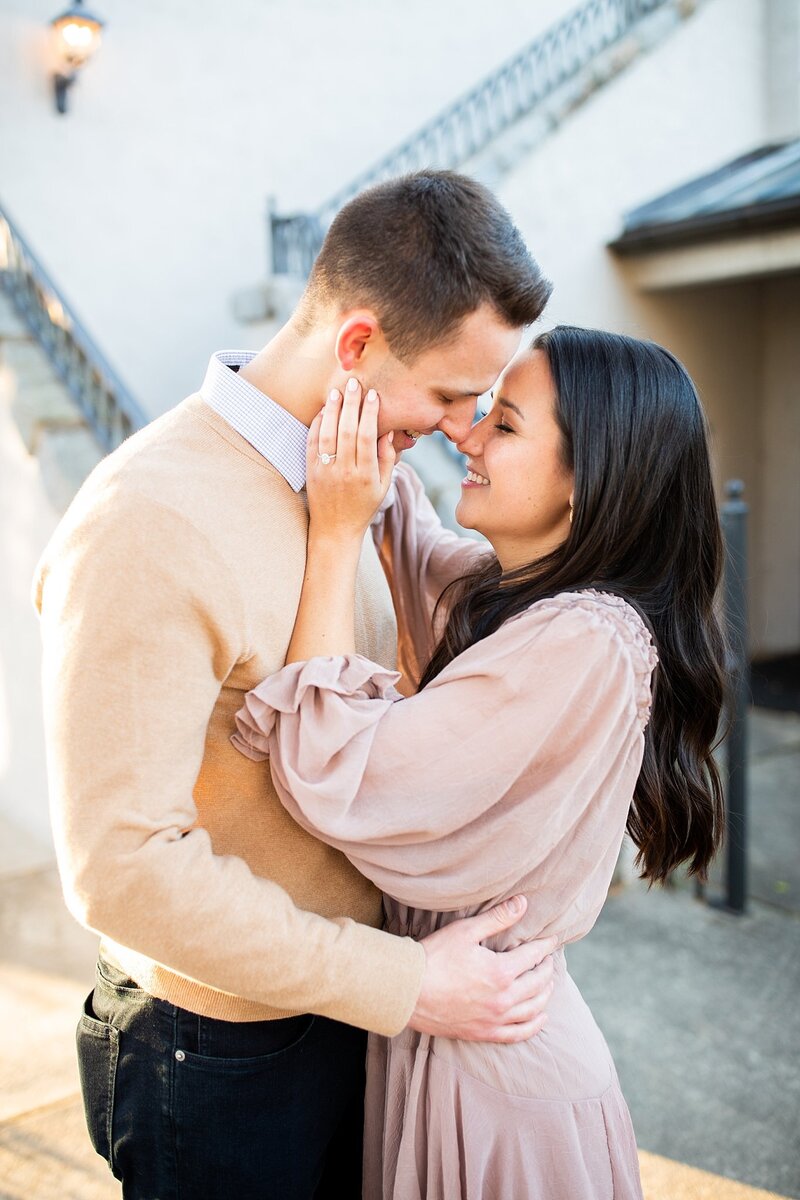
[[317, 452, 336, 465]]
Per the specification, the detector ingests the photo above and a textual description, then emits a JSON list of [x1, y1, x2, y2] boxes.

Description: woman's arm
[[285, 531, 362, 665], [235, 595, 656, 913], [286, 378, 395, 665], [372, 463, 491, 612], [372, 464, 492, 685]]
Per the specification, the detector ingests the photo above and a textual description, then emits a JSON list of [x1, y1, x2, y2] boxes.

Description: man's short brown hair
[[299, 171, 552, 361]]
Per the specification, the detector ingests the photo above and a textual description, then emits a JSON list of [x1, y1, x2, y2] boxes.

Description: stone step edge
[[0, 326, 104, 514]]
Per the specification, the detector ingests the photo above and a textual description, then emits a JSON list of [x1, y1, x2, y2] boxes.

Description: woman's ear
[[335, 312, 380, 372]]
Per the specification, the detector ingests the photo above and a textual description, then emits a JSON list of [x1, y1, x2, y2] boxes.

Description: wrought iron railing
[[0, 202, 147, 452], [270, 0, 672, 278]]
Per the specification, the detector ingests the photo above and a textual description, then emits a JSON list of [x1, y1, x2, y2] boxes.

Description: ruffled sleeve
[[371, 463, 491, 686], [233, 592, 657, 912]]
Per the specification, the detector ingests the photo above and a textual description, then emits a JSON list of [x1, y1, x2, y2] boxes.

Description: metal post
[[720, 479, 749, 914]]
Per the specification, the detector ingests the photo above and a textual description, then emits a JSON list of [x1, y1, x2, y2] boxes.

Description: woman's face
[[455, 348, 574, 571]]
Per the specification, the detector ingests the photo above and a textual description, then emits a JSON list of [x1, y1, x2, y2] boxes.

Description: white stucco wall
[[0, 0, 576, 416], [765, 0, 800, 139], [487, 0, 800, 656], [496, 0, 766, 336], [3, 0, 795, 658]]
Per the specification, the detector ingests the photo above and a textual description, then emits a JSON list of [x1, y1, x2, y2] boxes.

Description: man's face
[[365, 304, 523, 453]]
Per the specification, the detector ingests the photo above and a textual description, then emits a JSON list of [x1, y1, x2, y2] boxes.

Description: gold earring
[[569, 499, 574, 526]]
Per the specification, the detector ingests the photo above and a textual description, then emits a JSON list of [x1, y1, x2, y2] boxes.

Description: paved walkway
[[1, 707, 798, 1199]]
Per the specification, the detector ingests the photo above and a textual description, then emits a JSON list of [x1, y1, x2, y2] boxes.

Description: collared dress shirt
[[200, 350, 309, 492]]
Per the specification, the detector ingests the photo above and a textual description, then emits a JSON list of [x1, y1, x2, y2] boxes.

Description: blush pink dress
[[233, 464, 656, 1200]]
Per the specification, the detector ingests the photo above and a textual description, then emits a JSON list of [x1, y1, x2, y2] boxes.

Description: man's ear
[[335, 312, 381, 371]]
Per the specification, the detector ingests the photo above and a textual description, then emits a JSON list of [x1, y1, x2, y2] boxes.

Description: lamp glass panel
[[53, 15, 102, 67]]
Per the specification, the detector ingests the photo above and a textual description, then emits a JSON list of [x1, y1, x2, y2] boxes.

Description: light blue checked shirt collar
[[199, 350, 309, 492]]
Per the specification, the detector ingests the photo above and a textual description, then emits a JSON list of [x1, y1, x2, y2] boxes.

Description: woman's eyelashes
[[478, 408, 514, 433]]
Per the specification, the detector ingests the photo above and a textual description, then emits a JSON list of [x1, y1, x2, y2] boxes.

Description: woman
[[232, 326, 726, 1199]]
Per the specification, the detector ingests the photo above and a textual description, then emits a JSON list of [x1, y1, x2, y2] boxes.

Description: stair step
[[0, 292, 28, 340], [11, 381, 86, 454], [0, 340, 61, 388], [0, 304, 104, 510], [37, 426, 103, 514]]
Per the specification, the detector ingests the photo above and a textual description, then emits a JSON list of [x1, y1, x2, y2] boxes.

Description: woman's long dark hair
[[419, 326, 726, 884]]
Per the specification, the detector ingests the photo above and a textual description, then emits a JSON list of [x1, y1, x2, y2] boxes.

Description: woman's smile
[[462, 466, 490, 488]]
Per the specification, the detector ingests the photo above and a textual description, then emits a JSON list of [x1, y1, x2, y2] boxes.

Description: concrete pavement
[[568, 705, 800, 1198], [569, 876, 800, 1198], [0, 706, 797, 1200], [0, 843, 116, 1200]]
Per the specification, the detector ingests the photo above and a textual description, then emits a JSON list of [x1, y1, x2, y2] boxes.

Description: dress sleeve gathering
[[232, 592, 657, 911], [371, 463, 491, 686]]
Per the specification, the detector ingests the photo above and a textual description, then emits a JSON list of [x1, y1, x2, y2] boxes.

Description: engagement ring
[[317, 452, 336, 465]]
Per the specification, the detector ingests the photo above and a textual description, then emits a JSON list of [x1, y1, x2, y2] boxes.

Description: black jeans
[[76, 958, 367, 1200]]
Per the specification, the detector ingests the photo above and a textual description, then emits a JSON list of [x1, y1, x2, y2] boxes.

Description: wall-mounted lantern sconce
[[51, 1, 105, 114]]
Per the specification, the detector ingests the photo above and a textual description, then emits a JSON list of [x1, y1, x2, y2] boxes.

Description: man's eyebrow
[[498, 396, 525, 420]]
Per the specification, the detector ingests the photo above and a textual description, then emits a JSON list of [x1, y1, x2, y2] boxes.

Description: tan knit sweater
[[34, 394, 425, 1034]]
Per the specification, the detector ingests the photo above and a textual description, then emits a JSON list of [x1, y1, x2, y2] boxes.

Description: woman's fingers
[[306, 411, 323, 473], [307, 411, 322, 449], [357, 386, 396, 492], [377, 429, 396, 490], [310, 375, 394, 497], [318, 388, 342, 461], [337, 377, 362, 467], [356, 388, 379, 472]]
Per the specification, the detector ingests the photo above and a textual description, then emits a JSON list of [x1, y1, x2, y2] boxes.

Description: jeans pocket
[[172, 1014, 324, 1199], [76, 991, 120, 1177], [194, 1010, 316, 1063]]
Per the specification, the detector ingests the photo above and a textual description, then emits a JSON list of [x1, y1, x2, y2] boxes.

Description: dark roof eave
[[609, 196, 800, 256]]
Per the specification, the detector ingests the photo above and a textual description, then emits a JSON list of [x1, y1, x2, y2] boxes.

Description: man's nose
[[437, 402, 477, 445], [455, 418, 485, 459]]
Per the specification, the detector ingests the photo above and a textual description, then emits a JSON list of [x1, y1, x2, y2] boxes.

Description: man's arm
[[36, 490, 425, 1035], [37, 487, 553, 1040]]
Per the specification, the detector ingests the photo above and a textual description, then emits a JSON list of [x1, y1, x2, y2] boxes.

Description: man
[[35, 171, 555, 1199]]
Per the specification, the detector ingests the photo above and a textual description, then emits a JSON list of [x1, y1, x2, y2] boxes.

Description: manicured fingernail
[[328, 389, 339, 402], [507, 896, 524, 914], [366, 389, 377, 403], [347, 378, 359, 392], [388, 430, 394, 443]]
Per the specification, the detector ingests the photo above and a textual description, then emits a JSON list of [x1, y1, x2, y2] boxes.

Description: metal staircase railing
[[0, 1, 677, 453], [270, 0, 672, 278], [0, 202, 147, 452]]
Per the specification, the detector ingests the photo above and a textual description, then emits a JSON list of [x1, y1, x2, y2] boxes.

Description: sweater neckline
[[184, 393, 305, 489]]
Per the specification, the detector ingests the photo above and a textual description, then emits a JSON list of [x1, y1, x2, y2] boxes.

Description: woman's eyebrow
[[498, 396, 525, 420]]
